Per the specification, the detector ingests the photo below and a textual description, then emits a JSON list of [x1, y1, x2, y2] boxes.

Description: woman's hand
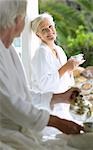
[[51, 87, 80, 104], [59, 54, 85, 77], [64, 87, 81, 102], [59, 59, 80, 76], [65, 59, 80, 72], [48, 115, 84, 134]]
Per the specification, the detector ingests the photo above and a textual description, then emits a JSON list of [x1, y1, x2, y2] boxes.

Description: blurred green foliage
[[66, 25, 93, 67], [39, 0, 93, 66]]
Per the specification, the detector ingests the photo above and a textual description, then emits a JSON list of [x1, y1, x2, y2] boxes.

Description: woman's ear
[[36, 33, 41, 39]]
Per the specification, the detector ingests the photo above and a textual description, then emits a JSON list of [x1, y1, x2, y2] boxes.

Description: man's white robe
[[0, 40, 50, 149], [0, 40, 91, 150]]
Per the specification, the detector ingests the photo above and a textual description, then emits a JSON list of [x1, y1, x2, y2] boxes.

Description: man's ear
[[14, 16, 22, 29], [15, 16, 19, 24]]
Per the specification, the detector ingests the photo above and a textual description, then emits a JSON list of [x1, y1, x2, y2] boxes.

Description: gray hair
[[31, 13, 55, 33], [0, 0, 27, 29]]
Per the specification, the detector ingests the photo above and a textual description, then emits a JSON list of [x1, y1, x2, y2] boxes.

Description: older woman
[[30, 13, 84, 115], [0, 1, 84, 150]]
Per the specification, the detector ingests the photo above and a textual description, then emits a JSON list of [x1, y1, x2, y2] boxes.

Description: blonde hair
[[0, 0, 27, 29], [31, 13, 55, 33]]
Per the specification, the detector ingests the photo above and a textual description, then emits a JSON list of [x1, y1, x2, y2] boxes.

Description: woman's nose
[[47, 28, 52, 33]]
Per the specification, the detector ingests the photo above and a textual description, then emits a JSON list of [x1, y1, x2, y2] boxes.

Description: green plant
[[39, 0, 93, 67], [66, 25, 93, 67], [39, 0, 85, 45]]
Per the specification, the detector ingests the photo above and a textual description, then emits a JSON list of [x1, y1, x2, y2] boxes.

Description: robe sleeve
[[0, 50, 50, 131], [31, 45, 75, 94], [31, 46, 61, 93]]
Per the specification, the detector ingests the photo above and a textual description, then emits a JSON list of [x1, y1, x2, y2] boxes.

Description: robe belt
[[1, 123, 24, 132]]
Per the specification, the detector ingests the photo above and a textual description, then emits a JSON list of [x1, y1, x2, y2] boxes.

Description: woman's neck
[[43, 40, 56, 50], [46, 42, 58, 58]]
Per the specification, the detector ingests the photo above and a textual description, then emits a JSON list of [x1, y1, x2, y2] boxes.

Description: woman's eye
[[42, 29, 46, 32], [42, 28, 48, 33], [49, 25, 52, 28], [41, 25, 53, 33]]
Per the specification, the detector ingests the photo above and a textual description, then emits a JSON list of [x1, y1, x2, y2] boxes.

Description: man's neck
[[0, 28, 14, 48]]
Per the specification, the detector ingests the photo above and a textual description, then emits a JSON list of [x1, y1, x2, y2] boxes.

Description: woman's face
[[36, 18, 57, 44]]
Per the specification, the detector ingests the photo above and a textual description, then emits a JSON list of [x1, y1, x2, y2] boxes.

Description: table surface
[[42, 75, 93, 150]]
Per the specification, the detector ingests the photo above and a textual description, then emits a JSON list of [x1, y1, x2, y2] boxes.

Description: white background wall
[[22, 0, 39, 83]]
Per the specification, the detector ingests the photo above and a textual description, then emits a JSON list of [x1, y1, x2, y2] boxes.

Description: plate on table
[[81, 82, 92, 91]]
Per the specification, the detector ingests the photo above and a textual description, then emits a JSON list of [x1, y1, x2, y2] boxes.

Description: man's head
[[0, 0, 27, 30], [0, 0, 27, 46]]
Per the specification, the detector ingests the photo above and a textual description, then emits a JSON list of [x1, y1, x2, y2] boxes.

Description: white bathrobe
[[31, 42, 74, 113], [0, 41, 91, 150], [0, 40, 50, 149]]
